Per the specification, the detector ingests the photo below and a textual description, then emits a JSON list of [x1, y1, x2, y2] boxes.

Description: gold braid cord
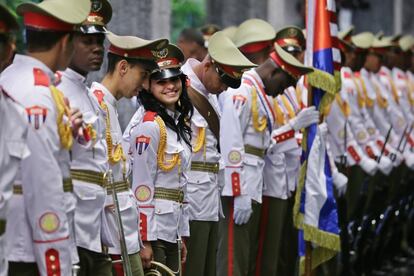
[[335, 94, 351, 117], [100, 101, 126, 175], [49, 85, 73, 150], [280, 95, 296, 119], [373, 83, 388, 109], [192, 127, 205, 153], [405, 79, 414, 107], [251, 86, 267, 132], [351, 78, 366, 108], [273, 98, 285, 125], [154, 116, 181, 172]]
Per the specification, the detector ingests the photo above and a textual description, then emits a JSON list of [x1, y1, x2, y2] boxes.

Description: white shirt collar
[[91, 81, 117, 108], [14, 54, 56, 83], [62, 68, 87, 84]]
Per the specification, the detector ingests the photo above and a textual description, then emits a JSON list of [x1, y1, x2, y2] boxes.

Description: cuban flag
[[293, 0, 341, 273]]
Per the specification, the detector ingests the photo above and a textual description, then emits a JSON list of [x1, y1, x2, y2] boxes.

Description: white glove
[[332, 170, 348, 197], [359, 156, 378, 176], [403, 151, 414, 169], [390, 150, 403, 167], [288, 106, 320, 131], [233, 195, 252, 225], [377, 156, 393, 175]]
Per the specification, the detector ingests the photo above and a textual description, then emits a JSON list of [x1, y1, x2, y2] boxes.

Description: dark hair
[[25, 28, 73, 52], [139, 74, 193, 148], [178, 28, 205, 47], [106, 52, 157, 74]]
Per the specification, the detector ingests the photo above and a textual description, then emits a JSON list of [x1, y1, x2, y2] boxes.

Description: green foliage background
[[171, 0, 206, 42]]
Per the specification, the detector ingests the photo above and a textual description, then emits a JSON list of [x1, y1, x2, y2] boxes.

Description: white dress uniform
[[392, 67, 414, 125], [58, 68, 111, 253], [182, 59, 222, 222], [343, 68, 395, 172], [378, 66, 410, 140], [90, 82, 140, 255], [0, 88, 29, 276], [128, 110, 191, 242], [326, 85, 375, 172], [0, 54, 76, 275], [220, 69, 273, 203]]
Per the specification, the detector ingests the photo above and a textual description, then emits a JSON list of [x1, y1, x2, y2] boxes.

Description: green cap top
[[17, 0, 90, 30], [351, 32, 374, 49], [270, 43, 313, 78], [233, 18, 275, 52], [221, 26, 238, 42], [107, 31, 169, 60], [338, 25, 354, 41], [275, 25, 306, 53], [399, 35, 414, 52], [0, 4, 19, 33]]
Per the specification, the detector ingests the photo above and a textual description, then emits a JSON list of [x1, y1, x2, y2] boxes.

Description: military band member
[[0, 0, 90, 274], [0, 5, 30, 276], [56, 1, 113, 275], [90, 32, 167, 275], [182, 32, 255, 276], [128, 44, 192, 274]]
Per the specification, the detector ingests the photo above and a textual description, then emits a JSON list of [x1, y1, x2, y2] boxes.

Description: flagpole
[[305, 241, 312, 276]]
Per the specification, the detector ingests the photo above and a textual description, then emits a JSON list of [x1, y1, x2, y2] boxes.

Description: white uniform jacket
[[129, 110, 191, 243], [182, 59, 222, 222], [58, 68, 109, 253], [0, 54, 76, 275], [220, 69, 273, 203], [90, 82, 140, 255], [0, 88, 29, 276]]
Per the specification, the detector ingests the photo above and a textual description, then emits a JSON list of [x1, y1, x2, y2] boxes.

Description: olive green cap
[[351, 32, 374, 49], [221, 26, 238, 41], [275, 25, 306, 52], [107, 31, 169, 60], [79, 0, 112, 34], [208, 31, 256, 79], [399, 35, 414, 52], [270, 43, 313, 78], [338, 25, 354, 41], [17, 0, 90, 26], [233, 18, 276, 49], [0, 4, 19, 33], [201, 23, 221, 39]]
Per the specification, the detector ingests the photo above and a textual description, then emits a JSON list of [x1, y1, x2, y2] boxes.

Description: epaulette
[[353, 71, 361, 78], [343, 71, 352, 79], [93, 89, 105, 105], [143, 111, 157, 122], [33, 68, 50, 87]]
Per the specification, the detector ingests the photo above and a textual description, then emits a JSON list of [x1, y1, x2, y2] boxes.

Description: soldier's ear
[[118, 59, 129, 76]]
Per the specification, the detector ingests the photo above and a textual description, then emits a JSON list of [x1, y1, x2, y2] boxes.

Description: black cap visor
[[151, 68, 183, 80], [79, 25, 107, 34]]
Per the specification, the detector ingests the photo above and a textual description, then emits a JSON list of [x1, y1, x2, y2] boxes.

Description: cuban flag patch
[[232, 94, 247, 110], [136, 135, 150, 155], [26, 105, 48, 129]]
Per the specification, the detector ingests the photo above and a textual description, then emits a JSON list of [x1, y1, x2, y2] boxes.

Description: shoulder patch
[[33, 68, 50, 87], [353, 71, 360, 78], [26, 105, 48, 129], [143, 111, 157, 122], [232, 94, 247, 110], [136, 135, 151, 155], [93, 89, 105, 105]]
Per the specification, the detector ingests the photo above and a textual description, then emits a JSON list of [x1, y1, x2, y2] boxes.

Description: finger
[[64, 97, 70, 108]]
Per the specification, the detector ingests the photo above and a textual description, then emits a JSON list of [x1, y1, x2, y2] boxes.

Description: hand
[[180, 240, 187, 264], [403, 151, 414, 169], [69, 107, 83, 138], [332, 170, 348, 197], [288, 106, 320, 131], [377, 156, 393, 175], [359, 156, 378, 176], [233, 195, 252, 225], [140, 241, 153, 269]]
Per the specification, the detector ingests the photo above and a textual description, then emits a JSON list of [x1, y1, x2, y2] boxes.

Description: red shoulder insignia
[[353, 71, 360, 78], [379, 71, 387, 76], [33, 68, 50, 87], [45, 248, 61, 276], [143, 111, 157, 122], [343, 71, 352, 79], [93, 90, 105, 105]]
